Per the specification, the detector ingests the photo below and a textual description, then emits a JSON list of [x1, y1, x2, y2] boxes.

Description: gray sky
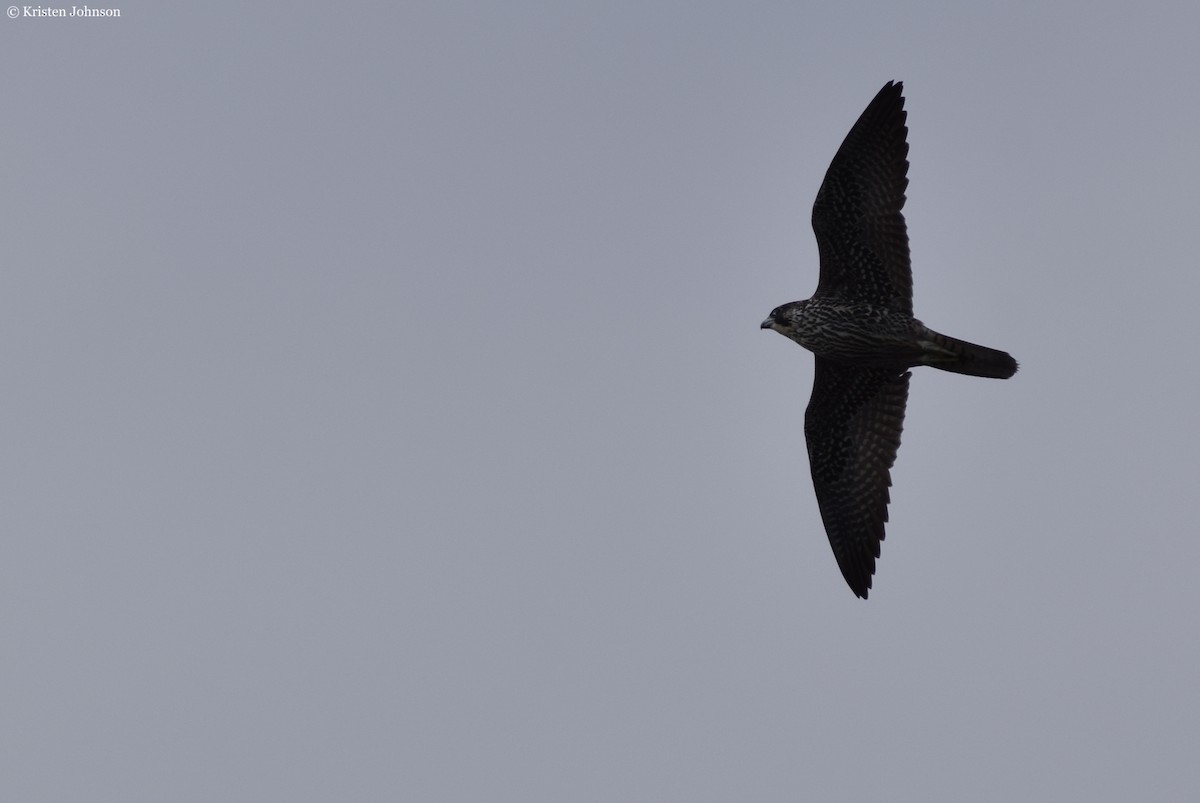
[[3, 2, 1199, 801]]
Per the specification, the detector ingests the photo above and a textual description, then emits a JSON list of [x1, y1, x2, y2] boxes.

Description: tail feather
[[919, 330, 1018, 379]]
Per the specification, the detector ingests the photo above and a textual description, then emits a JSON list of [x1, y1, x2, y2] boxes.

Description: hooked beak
[[760, 318, 774, 330]]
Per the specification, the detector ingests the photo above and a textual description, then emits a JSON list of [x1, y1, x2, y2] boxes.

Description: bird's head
[[761, 301, 804, 335]]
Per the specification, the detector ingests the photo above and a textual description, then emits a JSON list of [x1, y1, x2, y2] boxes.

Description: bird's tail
[[918, 328, 1018, 379]]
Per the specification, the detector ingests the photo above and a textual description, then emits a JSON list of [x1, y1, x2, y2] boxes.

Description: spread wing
[[811, 81, 913, 315], [804, 358, 910, 598]]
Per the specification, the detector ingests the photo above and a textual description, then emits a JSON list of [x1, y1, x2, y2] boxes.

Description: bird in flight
[[761, 81, 1017, 598]]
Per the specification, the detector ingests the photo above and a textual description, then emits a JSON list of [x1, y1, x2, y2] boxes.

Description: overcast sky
[[2, 2, 1199, 801]]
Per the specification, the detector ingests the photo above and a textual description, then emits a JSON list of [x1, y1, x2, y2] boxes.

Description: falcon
[[761, 81, 1017, 598]]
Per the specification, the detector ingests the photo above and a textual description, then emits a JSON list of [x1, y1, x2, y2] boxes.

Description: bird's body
[[762, 81, 1016, 598], [770, 299, 924, 366]]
